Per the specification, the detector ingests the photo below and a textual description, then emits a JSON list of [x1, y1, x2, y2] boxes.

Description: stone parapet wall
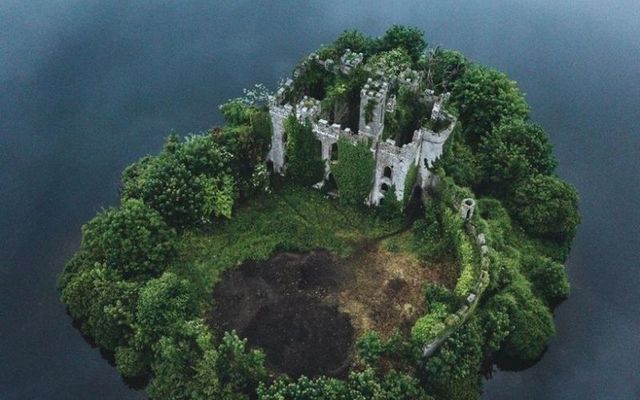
[[422, 218, 491, 358]]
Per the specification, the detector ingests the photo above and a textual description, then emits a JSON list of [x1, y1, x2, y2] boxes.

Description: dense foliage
[[284, 115, 325, 185], [332, 138, 375, 206], [452, 65, 529, 146], [59, 26, 579, 400], [478, 119, 557, 194]]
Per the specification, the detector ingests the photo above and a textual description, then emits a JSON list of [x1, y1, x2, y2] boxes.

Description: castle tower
[[266, 103, 293, 175], [358, 79, 388, 139]]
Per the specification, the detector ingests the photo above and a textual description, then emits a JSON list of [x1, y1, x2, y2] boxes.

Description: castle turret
[[267, 103, 293, 175], [358, 79, 389, 139]]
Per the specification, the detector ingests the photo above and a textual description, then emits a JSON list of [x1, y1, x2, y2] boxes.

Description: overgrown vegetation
[[59, 26, 579, 400], [332, 138, 375, 206]]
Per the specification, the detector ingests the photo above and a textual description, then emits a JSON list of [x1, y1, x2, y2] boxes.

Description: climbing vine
[[332, 138, 375, 206]]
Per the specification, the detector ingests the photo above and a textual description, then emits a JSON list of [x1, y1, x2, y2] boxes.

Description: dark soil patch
[[210, 251, 354, 378], [209, 244, 447, 378]]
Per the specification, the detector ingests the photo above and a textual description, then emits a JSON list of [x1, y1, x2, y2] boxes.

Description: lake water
[[1, 1, 639, 399]]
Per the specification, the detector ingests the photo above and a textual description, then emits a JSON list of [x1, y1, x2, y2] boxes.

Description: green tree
[[521, 254, 570, 305], [122, 153, 235, 228], [478, 119, 557, 193], [60, 264, 140, 351], [452, 65, 529, 146], [284, 115, 325, 186], [148, 319, 225, 400], [376, 25, 427, 63], [423, 47, 469, 93], [432, 125, 481, 188], [81, 199, 176, 278], [509, 174, 580, 242], [422, 317, 484, 400], [493, 279, 556, 361], [135, 272, 196, 352], [333, 29, 374, 56], [216, 331, 268, 395], [332, 138, 375, 206]]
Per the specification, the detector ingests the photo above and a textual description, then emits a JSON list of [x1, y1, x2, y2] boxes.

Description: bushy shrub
[[478, 119, 556, 194], [356, 331, 383, 366], [81, 199, 176, 278], [422, 317, 483, 399], [454, 232, 478, 297], [432, 127, 480, 188], [521, 254, 570, 305], [333, 29, 374, 56], [411, 302, 449, 345], [493, 278, 556, 361], [122, 135, 236, 228], [452, 65, 529, 146], [509, 174, 580, 242], [258, 368, 430, 400], [375, 25, 426, 63], [61, 264, 140, 351]]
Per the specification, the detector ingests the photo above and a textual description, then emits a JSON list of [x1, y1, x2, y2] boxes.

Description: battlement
[[267, 50, 457, 205], [295, 96, 321, 122], [340, 49, 364, 74]]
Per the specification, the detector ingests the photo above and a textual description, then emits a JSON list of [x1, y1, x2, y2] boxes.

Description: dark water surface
[[1, 1, 638, 399]]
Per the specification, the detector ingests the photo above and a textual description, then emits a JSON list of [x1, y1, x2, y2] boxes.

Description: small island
[[59, 26, 580, 400]]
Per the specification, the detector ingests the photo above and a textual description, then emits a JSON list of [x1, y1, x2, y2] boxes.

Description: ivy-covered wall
[[284, 116, 325, 186], [332, 138, 375, 206]]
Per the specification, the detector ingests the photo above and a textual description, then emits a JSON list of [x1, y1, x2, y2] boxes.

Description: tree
[[478, 119, 557, 193], [216, 331, 268, 395], [148, 319, 224, 400], [135, 272, 196, 352], [376, 25, 426, 63], [332, 138, 375, 206], [333, 29, 374, 56], [122, 151, 235, 228], [452, 65, 529, 146], [213, 106, 272, 197], [433, 131, 480, 188], [509, 174, 580, 242], [492, 279, 556, 361], [521, 254, 570, 305], [60, 263, 140, 351], [284, 115, 325, 186], [423, 47, 469, 93], [81, 199, 176, 278], [422, 317, 484, 400]]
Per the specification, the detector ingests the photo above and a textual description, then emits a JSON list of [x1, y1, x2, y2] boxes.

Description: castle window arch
[[331, 142, 338, 161], [383, 166, 392, 179]]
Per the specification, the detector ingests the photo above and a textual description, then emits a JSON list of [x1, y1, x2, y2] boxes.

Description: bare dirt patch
[[209, 242, 448, 378]]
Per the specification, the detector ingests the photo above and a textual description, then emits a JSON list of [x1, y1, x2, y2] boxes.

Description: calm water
[[1, 1, 639, 399]]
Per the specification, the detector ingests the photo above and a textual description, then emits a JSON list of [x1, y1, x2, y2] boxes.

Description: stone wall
[[421, 217, 491, 358], [369, 138, 420, 205], [266, 103, 293, 175], [267, 48, 457, 205], [358, 79, 389, 139]]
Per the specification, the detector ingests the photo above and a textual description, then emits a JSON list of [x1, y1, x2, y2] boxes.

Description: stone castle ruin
[[266, 48, 457, 206]]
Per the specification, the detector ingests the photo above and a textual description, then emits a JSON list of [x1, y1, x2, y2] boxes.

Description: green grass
[[171, 184, 402, 312]]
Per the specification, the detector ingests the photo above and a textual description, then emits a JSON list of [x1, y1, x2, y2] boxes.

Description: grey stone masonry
[[358, 79, 389, 139], [267, 49, 458, 205], [266, 103, 293, 175]]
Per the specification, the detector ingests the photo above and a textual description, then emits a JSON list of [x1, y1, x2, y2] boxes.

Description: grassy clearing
[[172, 184, 403, 312]]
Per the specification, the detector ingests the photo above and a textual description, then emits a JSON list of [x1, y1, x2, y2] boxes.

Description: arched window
[[383, 166, 392, 179], [331, 142, 338, 161], [381, 183, 389, 193]]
